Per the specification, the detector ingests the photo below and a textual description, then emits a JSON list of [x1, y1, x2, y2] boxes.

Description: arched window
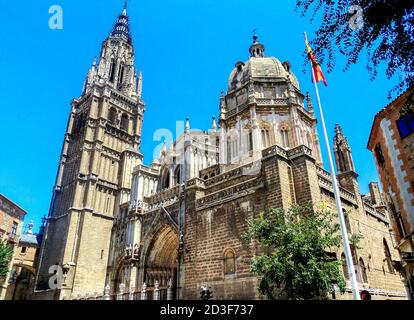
[[359, 258, 368, 283], [223, 249, 236, 276], [174, 166, 181, 185], [109, 59, 116, 83], [118, 63, 125, 85], [248, 130, 253, 152], [108, 107, 117, 124], [161, 169, 170, 191], [341, 253, 349, 280], [120, 113, 129, 131], [261, 128, 271, 148], [227, 130, 239, 161], [280, 127, 290, 148], [383, 239, 394, 274]]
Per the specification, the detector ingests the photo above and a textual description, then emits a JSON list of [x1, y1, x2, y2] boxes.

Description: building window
[[223, 249, 236, 276], [109, 59, 116, 83], [101, 250, 104, 260], [228, 132, 239, 160], [11, 221, 18, 239], [261, 128, 271, 148], [341, 253, 349, 280], [281, 128, 290, 148], [375, 143, 385, 168], [248, 131, 253, 152], [397, 111, 414, 139], [359, 258, 368, 283], [21, 246, 27, 254], [120, 113, 129, 131], [383, 239, 394, 274], [108, 107, 117, 124], [174, 166, 181, 185], [118, 63, 125, 85]]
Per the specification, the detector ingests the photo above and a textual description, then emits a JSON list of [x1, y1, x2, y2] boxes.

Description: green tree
[[243, 205, 346, 300], [0, 240, 13, 278], [296, 0, 414, 100]]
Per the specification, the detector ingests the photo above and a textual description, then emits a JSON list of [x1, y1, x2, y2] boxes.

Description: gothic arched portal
[[144, 225, 179, 298]]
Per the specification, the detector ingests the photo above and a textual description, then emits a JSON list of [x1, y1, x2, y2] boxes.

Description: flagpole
[[304, 32, 360, 300]]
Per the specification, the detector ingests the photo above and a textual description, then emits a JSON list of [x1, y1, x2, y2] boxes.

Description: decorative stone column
[[219, 122, 227, 165], [129, 285, 135, 300], [154, 280, 160, 300], [104, 284, 111, 301], [167, 278, 173, 301], [141, 282, 147, 300], [118, 283, 126, 300]]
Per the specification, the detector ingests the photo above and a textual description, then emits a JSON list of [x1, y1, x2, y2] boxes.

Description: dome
[[227, 36, 300, 92]]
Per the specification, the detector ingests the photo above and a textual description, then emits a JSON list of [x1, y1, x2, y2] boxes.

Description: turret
[[333, 124, 360, 195]]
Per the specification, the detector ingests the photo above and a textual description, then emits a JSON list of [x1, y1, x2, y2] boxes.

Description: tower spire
[[333, 124, 356, 174], [110, 1, 132, 43]]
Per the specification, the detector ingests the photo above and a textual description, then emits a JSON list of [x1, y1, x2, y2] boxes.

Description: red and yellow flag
[[305, 40, 328, 86]]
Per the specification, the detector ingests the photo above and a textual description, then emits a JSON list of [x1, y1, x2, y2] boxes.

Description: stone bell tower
[[35, 3, 145, 299]]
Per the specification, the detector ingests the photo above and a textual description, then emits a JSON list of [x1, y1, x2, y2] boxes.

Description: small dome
[[228, 56, 300, 91]]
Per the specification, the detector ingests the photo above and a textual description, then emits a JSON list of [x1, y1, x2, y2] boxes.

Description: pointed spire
[[110, 1, 132, 43], [185, 118, 191, 134], [306, 92, 314, 115], [333, 124, 355, 175], [335, 123, 343, 138], [212, 117, 217, 131]]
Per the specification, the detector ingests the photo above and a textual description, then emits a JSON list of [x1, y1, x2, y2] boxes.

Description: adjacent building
[[368, 88, 414, 299], [4, 221, 43, 300], [0, 194, 26, 299], [35, 4, 408, 300]]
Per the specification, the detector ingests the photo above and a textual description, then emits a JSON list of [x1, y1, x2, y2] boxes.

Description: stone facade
[[105, 31, 406, 299], [36, 5, 407, 300], [368, 89, 414, 299]]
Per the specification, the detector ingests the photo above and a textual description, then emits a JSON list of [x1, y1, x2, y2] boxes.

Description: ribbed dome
[[228, 56, 300, 91]]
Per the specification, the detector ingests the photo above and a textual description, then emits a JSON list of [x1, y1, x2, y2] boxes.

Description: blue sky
[[0, 0, 400, 233]]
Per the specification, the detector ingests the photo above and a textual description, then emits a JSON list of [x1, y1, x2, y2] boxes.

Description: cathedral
[[34, 4, 407, 300]]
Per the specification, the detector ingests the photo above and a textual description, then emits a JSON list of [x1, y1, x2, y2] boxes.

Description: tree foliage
[[243, 205, 346, 300], [296, 0, 414, 100], [0, 240, 13, 278]]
